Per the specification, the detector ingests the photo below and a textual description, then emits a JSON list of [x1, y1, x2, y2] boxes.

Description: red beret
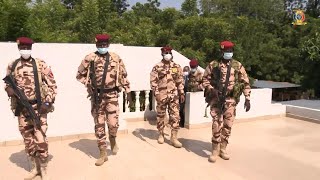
[[161, 46, 172, 53], [189, 59, 199, 68], [16, 37, 33, 45], [220, 41, 234, 49], [95, 34, 111, 43]]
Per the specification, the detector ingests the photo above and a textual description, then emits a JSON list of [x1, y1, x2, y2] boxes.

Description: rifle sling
[[90, 53, 110, 105], [90, 61, 98, 104], [11, 58, 42, 111], [219, 59, 233, 109], [11, 58, 20, 73], [31, 58, 42, 111], [99, 53, 110, 104]]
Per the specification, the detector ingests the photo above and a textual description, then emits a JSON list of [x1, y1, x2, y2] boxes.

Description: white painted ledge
[[184, 88, 286, 128]]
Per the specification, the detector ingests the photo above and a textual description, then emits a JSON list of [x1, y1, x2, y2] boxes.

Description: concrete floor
[[0, 117, 320, 180]]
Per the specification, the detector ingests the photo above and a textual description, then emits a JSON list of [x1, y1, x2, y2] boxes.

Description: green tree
[[0, 0, 9, 40], [97, 0, 114, 30], [27, 0, 73, 42], [181, 0, 199, 16], [77, 0, 99, 42], [131, 0, 161, 20], [306, 0, 320, 18], [5, 0, 31, 41], [111, 0, 129, 16]]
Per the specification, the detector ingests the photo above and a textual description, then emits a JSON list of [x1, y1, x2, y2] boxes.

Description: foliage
[[1, 0, 320, 96]]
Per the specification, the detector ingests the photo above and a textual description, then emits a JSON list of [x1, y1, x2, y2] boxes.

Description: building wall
[[0, 43, 287, 142], [0, 42, 193, 142]]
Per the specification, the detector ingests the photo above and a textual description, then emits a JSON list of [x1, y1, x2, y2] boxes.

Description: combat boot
[[219, 140, 230, 160], [40, 159, 49, 180], [157, 131, 164, 144], [24, 156, 40, 180], [170, 129, 182, 148], [95, 146, 108, 166], [208, 142, 220, 163], [109, 135, 119, 155]]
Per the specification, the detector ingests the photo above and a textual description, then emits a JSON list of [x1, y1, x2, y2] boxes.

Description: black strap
[[98, 53, 110, 104], [10, 58, 42, 109], [10, 58, 21, 73], [31, 58, 42, 111], [219, 59, 233, 108]]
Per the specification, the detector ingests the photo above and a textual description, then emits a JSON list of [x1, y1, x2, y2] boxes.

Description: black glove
[[40, 103, 50, 114], [5, 87, 15, 97], [244, 99, 251, 112]]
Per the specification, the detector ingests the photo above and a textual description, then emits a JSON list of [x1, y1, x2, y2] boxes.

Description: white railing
[[119, 90, 156, 121]]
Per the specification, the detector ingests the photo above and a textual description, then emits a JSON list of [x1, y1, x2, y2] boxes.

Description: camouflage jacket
[[5, 58, 57, 103], [187, 69, 203, 92], [150, 59, 185, 98], [202, 59, 251, 101], [76, 52, 131, 95]]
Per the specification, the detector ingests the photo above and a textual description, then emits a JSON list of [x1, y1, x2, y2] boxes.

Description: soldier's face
[[222, 48, 234, 60], [222, 48, 233, 53], [18, 45, 32, 50], [162, 51, 172, 56], [96, 42, 109, 48], [162, 51, 173, 61], [190, 67, 197, 73]]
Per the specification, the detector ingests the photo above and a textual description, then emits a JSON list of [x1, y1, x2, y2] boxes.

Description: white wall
[[0, 42, 193, 142], [184, 88, 286, 127], [0, 42, 290, 142]]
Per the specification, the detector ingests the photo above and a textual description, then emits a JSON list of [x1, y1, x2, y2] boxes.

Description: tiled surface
[[1, 117, 320, 180]]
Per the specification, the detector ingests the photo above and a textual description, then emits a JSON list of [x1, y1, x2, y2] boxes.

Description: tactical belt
[[95, 87, 119, 94]]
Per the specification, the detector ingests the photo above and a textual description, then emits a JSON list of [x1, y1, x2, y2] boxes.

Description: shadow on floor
[[132, 129, 159, 142], [133, 128, 190, 148], [143, 108, 157, 126], [9, 150, 53, 171], [69, 139, 112, 159], [179, 138, 211, 158]]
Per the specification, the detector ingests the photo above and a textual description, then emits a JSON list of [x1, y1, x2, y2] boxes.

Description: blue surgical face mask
[[97, 47, 108, 54], [223, 52, 233, 60], [190, 68, 197, 73]]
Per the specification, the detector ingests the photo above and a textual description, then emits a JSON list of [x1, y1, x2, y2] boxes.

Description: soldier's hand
[[40, 103, 50, 114], [209, 88, 219, 99], [244, 99, 251, 112], [180, 94, 185, 103], [5, 87, 15, 97], [126, 92, 133, 106]]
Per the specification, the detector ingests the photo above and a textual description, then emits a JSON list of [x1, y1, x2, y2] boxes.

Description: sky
[[128, 0, 185, 9]]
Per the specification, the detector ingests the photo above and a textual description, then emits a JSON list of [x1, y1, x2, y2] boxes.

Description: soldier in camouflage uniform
[[182, 66, 190, 93], [186, 59, 203, 92], [202, 41, 251, 163], [179, 66, 190, 127], [4, 37, 57, 180], [76, 34, 132, 166], [150, 46, 185, 148]]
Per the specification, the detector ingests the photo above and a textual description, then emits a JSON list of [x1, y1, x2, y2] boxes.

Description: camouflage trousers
[[210, 99, 236, 144], [18, 111, 48, 162], [91, 96, 119, 148], [156, 96, 180, 132]]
